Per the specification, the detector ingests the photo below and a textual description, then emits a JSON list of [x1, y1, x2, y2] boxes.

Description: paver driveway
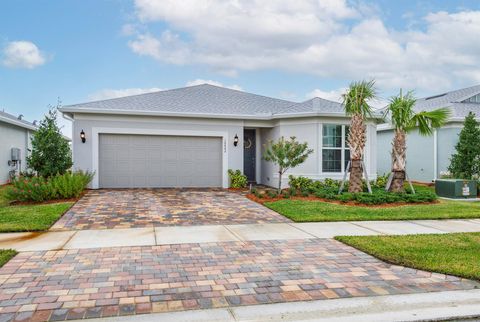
[[51, 189, 289, 230], [1, 238, 478, 321]]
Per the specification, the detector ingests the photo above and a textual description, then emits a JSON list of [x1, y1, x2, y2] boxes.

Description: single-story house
[[377, 84, 480, 182], [60, 84, 380, 189], [0, 111, 36, 184]]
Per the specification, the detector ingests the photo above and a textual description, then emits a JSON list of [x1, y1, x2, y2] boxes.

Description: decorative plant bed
[[246, 193, 438, 208]]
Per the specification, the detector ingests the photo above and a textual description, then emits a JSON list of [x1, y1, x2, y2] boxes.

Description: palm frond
[[342, 80, 377, 117], [412, 107, 451, 136]]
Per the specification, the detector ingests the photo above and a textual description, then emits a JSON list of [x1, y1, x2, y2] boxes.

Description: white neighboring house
[[60, 84, 381, 189], [0, 111, 37, 184], [377, 84, 480, 182]]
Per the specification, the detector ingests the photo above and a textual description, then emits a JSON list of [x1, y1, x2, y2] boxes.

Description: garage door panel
[[99, 134, 222, 188]]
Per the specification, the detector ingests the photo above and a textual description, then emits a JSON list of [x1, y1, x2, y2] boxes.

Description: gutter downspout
[[433, 129, 438, 181]]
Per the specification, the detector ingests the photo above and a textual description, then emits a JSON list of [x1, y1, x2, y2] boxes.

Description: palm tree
[[342, 80, 377, 193], [386, 90, 450, 192]]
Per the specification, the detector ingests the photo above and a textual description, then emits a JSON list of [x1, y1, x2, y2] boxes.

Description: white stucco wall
[[70, 113, 378, 189], [71, 113, 244, 188], [0, 122, 31, 184], [260, 117, 378, 189], [437, 125, 462, 177], [376, 126, 460, 183]]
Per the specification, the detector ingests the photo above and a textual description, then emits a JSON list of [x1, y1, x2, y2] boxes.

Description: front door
[[243, 129, 256, 182]]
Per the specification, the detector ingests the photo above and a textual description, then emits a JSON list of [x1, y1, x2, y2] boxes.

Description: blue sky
[[1, 0, 480, 135]]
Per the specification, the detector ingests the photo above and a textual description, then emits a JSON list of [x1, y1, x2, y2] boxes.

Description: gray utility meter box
[[11, 148, 21, 161], [435, 179, 477, 199]]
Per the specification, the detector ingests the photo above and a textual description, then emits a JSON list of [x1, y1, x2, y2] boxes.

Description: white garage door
[[99, 134, 223, 188]]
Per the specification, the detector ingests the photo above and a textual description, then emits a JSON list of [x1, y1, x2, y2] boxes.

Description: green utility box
[[435, 179, 478, 199]]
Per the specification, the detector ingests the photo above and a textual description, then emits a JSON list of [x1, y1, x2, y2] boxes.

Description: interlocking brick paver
[[1, 239, 479, 321], [52, 189, 288, 230]]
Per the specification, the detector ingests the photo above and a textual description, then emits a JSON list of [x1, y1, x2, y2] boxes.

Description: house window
[[322, 124, 350, 172], [463, 94, 480, 104]]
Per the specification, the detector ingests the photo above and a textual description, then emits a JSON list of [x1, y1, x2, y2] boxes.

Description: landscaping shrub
[[51, 171, 94, 199], [370, 174, 389, 189], [267, 190, 278, 198], [6, 176, 57, 202], [288, 175, 313, 192], [228, 169, 248, 188], [7, 171, 93, 202]]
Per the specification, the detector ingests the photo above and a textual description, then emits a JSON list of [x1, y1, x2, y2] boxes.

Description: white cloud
[[2, 41, 46, 69], [307, 88, 347, 103], [127, 0, 480, 93], [185, 79, 243, 91], [88, 87, 163, 101]]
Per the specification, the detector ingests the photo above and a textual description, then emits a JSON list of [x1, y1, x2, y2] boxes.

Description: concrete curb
[[79, 289, 480, 322]]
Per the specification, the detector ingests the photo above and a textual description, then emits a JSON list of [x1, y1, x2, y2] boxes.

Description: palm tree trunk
[[349, 160, 363, 193], [389, 129, 407, 193], [347, 113, 366, 193]]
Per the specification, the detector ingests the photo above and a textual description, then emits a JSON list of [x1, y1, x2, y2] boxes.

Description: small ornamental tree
[[448, 112, 480, 179], [263, 136, 313, 194], [27, 107, 73, 177]]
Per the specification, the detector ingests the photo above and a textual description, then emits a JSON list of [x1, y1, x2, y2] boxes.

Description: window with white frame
[[322, 124, 350, 172]]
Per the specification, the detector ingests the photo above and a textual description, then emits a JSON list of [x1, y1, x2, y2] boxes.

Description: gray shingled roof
[[61, 84, 355, 119], [0, 110, 37, 130], [62, 84, 294, 117], [414, 84, 480, 118], [275, 97, 344, 115]]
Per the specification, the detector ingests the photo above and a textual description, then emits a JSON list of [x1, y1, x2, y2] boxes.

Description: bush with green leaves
[[51, 171, 94, 199], [27, 107, 73, 177], [370, 174, 389, 189], [228, 169, 248, 188], [7, 171, 93, 202], [448, 112, 480, 179], [288, 175, 313, 191]]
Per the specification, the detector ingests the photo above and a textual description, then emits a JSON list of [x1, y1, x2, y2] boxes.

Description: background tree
[[27, 107, 73, 177], [263, 136, 313, 194], [448, 112, 480, 179], [386, 90, 449, 192], [342, 80, 376, 193]]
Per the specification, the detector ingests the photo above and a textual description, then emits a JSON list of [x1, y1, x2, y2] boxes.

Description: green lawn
[[265, 199, 480, 222], [0, 186, 73, 232], [336, 233, 480, 280], [0, 249, 17, 268]]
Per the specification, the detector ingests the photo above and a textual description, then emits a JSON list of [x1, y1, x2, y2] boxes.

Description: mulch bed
[[246, 193, 439, 208]]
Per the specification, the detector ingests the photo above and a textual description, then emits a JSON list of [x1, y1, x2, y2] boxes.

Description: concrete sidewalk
[[80, 289, 480, 322], [1, 219, 480, 252]]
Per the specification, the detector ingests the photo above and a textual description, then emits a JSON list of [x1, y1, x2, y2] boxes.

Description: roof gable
[[0, 110, 37, 130], [60, 84, 362, 119]]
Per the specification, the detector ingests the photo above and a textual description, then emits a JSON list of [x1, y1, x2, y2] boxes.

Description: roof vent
[[17, 114, 23, 120], [33, 120, 37, 126], [425, 93, 447, 100]]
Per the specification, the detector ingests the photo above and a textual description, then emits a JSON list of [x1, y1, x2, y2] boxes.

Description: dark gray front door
[[243, 129, 256, 182]]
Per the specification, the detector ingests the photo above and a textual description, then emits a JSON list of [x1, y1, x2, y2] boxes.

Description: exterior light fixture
[[80, 130, 86, 143], [233, 134, 239, 147]]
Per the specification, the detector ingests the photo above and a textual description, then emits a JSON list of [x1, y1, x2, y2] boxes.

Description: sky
[[1, 0, 480, 137]]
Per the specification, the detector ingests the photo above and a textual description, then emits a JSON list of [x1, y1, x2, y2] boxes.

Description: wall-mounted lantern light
[[233, 134, 239, 147], [80, 130, 86, 143]]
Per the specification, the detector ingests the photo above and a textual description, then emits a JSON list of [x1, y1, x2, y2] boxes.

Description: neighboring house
[[60, 84, 380, 189], [377, 84, 480, 182], [0, 111, 36, 184]]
